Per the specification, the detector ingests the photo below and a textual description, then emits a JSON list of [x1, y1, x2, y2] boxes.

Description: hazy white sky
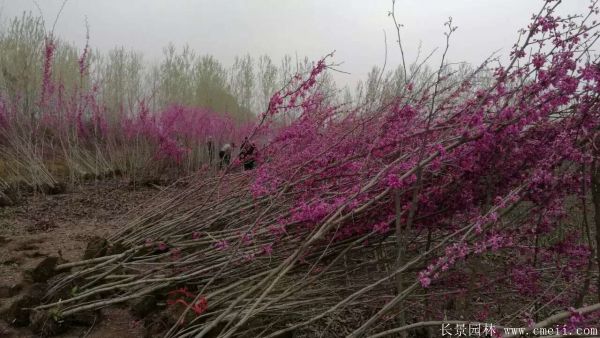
[[0, 0, 593, 87]]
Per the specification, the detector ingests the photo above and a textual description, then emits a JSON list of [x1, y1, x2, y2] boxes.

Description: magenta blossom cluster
[[244, 1, 600, 325]]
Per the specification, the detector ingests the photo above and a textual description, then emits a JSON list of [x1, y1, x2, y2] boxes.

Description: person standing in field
[[239, 137, 257, 170], [207, 136, 215, 166], [219, 142, 234, 169]]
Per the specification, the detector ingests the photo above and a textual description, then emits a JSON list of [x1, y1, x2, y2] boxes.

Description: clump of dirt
[[0, 179, 176, 337]]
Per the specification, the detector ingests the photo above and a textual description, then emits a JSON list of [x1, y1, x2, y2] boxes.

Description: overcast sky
[[0, 0, 593, 87]]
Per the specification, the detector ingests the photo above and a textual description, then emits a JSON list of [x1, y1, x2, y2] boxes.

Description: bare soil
[[0, 180, 172, 337]]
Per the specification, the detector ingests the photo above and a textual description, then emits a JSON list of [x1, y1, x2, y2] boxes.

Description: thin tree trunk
[[577, 164, 594, 307], [592, 150, 600, 303], [394, 189, 407, 337], [395, 166, 423, 337]]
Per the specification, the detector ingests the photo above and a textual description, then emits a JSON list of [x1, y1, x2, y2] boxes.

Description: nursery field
[[3, 0, 600, 337]]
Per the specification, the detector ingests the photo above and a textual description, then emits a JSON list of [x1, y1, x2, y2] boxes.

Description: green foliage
[[0, 12, 45, 117], [0, 12, 349, 122]]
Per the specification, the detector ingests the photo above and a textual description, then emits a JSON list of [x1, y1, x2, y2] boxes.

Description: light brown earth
[[0, 180, 172, 337]]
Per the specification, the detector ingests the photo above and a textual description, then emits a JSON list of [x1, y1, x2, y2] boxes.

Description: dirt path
[[0, 180, 171, 337]]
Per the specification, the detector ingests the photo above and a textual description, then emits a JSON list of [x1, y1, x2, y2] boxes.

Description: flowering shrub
[[121, 103, 252, 164], [0, 39, 253, 184], [239, 0, 600, 332]]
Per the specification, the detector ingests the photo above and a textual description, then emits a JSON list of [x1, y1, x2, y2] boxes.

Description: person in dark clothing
[[219, 142, 234, 169], [207, 136, 215, 166], [239, 137, 257, 170]]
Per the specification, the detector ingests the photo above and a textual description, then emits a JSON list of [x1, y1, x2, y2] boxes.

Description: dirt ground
[[0, 180, 173, 337]]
